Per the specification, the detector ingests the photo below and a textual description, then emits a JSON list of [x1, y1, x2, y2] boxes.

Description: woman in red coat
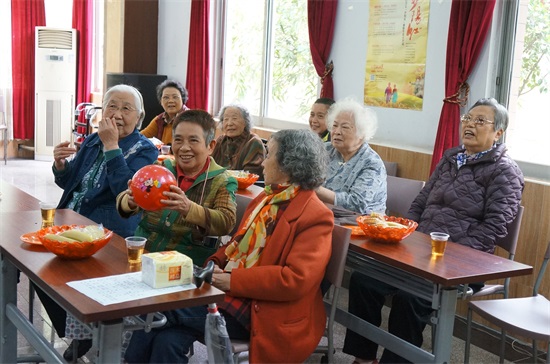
[[125, 129, 334, 363]]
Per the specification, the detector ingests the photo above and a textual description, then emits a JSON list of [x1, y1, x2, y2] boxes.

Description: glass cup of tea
[[160, 145, 171, 155], [430, 232, 449, 257], [125, 236, 147, 264], [39, 201, 57, 229]]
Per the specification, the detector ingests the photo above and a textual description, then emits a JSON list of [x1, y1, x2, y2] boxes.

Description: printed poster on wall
[[364, 0, 430, 110]]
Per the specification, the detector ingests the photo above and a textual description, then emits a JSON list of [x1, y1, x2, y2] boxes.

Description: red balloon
[[130, 165, 177, 211]]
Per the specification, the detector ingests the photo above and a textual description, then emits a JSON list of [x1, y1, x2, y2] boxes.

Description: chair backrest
[[230, 194, 254, 236], [383, 161, 398, 177], [386, 175, 425, 217], [495, 205, 524, 260], [326, 225, 352, 288], [533, 240, 550, 296]]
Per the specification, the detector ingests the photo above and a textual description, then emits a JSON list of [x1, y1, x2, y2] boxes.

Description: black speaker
[[106, 73, 168, 130]]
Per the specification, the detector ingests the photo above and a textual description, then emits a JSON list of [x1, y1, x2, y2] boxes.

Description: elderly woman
[[211, 104, 266, 178], [343, 98, 524, 364], [316, 98, 387, 214], [60, 109, 239, 362], [42, 84, 158, 360], [309, 97, 335, 141], [119, 109, 237, 264], [140, 79, 189, 144], [53, 84, 158, 237], [125, 129, 334, 363]]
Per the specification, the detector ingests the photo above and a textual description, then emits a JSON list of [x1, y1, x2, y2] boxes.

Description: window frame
[[211, 0, 319, 131], [493, 0, 550, 181]]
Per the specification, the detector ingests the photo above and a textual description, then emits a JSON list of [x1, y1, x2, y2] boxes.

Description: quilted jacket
[[407, 143, 524, 253]]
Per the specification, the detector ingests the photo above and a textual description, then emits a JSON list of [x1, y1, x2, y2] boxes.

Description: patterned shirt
[[324, 142, 387, 214], [456, 144, 495, 169]]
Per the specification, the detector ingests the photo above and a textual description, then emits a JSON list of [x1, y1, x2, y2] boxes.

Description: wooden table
[[0, 180, 41, 212], [0, 209, 224, 363], [338, 231, 533, 364], [236, 183, 263, 199]]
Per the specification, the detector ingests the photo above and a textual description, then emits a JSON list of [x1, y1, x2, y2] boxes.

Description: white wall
[[158, 0, 499, 155], [330, 0, 452, 153], [45, 0, 72, 28], [157, 0, 192, 84]]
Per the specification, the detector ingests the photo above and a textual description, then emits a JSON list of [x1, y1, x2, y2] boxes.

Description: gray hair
[[173, 109, 216, 145], [326, 98, 378, 141], [270, 129, 328, 190], [102, 84, 146, 128], [217, 104, 253, 133], [156, 79, 189, 104], [469, 97, 509, 132]]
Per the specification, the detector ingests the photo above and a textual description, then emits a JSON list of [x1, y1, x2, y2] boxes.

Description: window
[[500, 0, 550, 171], [219, 0, 318, 128]]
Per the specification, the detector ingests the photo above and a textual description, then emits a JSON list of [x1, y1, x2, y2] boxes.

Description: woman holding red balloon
[[118, 109, 238, 265], [124, 129, 334, 364]]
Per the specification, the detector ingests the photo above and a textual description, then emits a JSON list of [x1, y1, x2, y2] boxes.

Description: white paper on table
[[67, 272, 196, 306]]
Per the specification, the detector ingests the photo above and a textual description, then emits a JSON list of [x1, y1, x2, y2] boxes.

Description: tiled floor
[[1, 158, 515, 364]]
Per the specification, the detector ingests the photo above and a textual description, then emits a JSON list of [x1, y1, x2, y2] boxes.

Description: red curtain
[[429, 0, 496, 173], [11, 0, 46, 140], [307, 0, 337, 99], [186, 0, 210, 110], [72, 0, 93, 105]]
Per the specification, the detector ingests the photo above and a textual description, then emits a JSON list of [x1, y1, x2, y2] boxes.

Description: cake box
[[142, 251, 193, 288]]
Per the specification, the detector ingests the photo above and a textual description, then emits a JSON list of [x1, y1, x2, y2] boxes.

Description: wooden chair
[[315, 225, 352, 363], [230, 225, 352, 364], [230, 194, 253, 237], [464, 240, 550, 364], [385, 175, 425, 217], [460, 206, 525, 299]]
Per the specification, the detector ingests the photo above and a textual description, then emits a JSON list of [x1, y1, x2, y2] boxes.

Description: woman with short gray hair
[[316, 97, 387, 214], [211, 104, 266, 178], [270, 129, 328, 190]]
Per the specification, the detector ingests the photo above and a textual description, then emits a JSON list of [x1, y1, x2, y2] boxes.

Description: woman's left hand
[[98, 117, 120, 150], [212, 272, 231, 291], [161, 184, 192, 216]]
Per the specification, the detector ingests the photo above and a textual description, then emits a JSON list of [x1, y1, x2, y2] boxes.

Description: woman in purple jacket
[[343, 98, 524, 364]]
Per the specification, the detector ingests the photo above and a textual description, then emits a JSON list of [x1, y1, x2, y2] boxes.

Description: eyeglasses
[[106, 103, 137, 115], [460, 114, 494, 127]]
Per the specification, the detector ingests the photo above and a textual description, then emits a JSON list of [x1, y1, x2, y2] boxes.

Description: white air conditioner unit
[[34, 27, 77, 161]]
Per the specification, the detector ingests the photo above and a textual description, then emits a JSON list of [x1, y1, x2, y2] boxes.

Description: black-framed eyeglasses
[[460, 114, 494, 127]]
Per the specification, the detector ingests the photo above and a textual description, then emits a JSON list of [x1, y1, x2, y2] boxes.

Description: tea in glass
[[39, 202, 57, 229], [125, 236, 147, 264], [430, 232, 449, 257]]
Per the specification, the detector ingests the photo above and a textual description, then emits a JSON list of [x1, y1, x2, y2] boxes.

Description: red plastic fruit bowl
[[356, 215, 418, 243], [235, 173, 259, 190], [38, 225, 113, 259]]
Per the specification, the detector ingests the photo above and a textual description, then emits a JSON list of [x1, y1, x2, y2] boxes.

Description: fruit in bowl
[[38, 224, 113, 259], [228, 170, 259, 190], [356, 213, 418, 243]]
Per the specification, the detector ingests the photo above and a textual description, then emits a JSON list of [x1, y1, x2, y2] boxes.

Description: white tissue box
[[142, 251, 193, 288]]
